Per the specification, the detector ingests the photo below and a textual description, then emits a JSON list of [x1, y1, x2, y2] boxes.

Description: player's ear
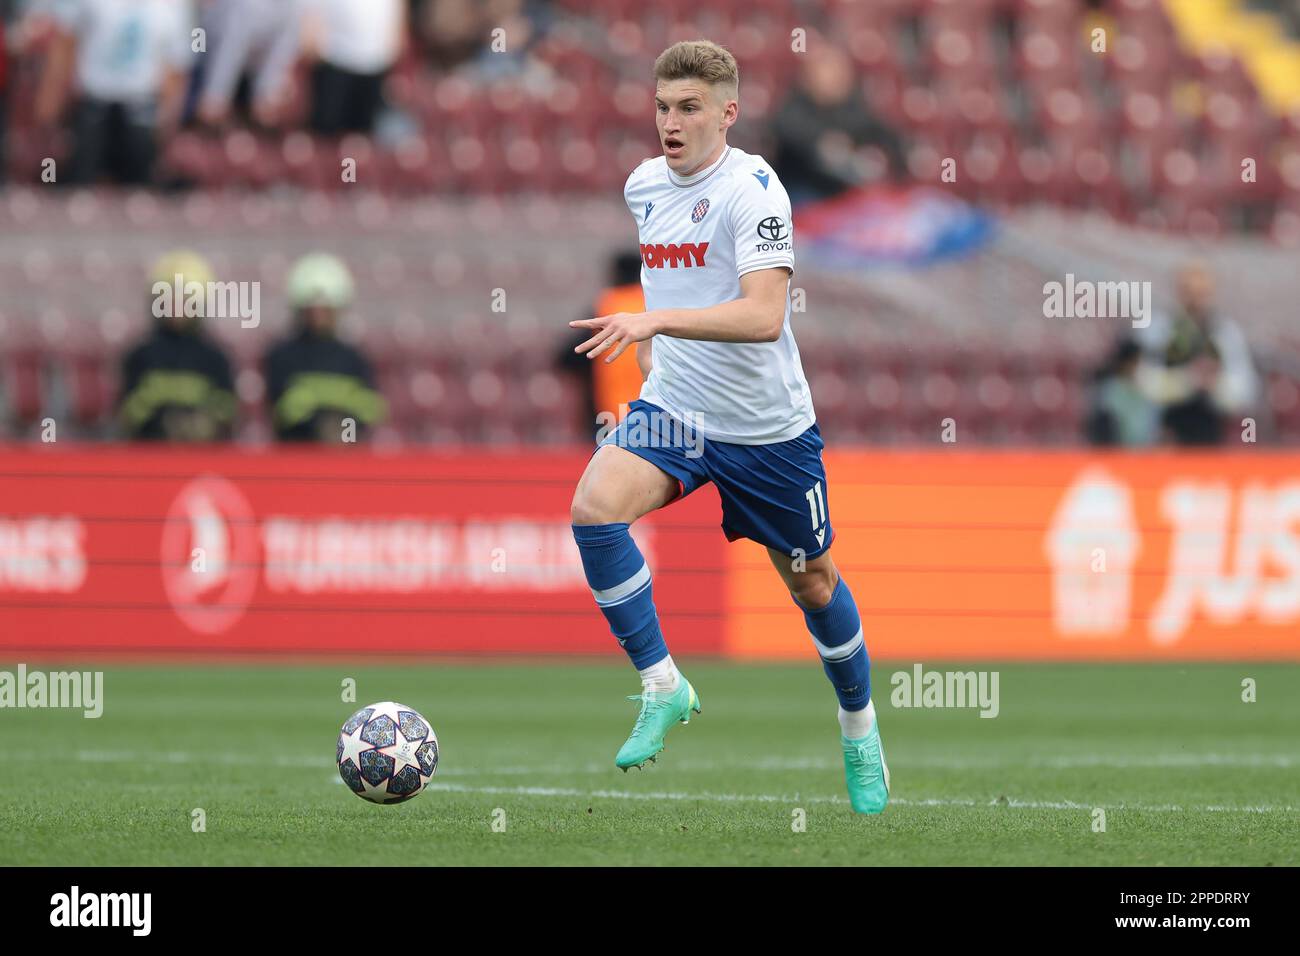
[[721, 98, 738, 131]]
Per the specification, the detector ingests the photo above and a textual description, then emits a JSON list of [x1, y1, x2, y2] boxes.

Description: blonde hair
[[654, 40, 739, 103]]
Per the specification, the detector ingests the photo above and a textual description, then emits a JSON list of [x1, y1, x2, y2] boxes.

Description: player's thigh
[[709, 425, 835, 576], [766, 546, 841, 609], [571, 443, 680, 526]]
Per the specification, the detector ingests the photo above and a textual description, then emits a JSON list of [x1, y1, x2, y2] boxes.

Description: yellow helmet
[[287, 252, 355, 311], [150, 250, 214, 290], [149, 250, 215, 322]]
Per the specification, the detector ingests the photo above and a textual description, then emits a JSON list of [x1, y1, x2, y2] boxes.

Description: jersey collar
[[666, 145, 732, 188]]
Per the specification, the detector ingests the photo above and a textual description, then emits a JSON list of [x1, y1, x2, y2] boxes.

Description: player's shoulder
[[720, 149, 789, 201], [624, 155, 666, 196]]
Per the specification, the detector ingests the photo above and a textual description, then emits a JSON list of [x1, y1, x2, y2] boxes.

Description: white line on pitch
[[10, 749, 1292, 814], [420, 782, 1298, 814], [45, 749, 1300, 774]]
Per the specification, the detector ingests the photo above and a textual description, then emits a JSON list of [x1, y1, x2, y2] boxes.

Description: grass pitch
[[1, 661, 1296, 866]]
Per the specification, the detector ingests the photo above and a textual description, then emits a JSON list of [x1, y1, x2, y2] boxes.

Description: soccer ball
[[337, 701, 439, 804]]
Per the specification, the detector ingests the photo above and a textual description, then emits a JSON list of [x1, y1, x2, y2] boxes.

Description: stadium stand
[[0, 0, 1297, 445], [1, 188, 1296, 445]]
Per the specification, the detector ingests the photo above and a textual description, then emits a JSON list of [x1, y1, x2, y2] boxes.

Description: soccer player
[[568, 40, 888, 813]]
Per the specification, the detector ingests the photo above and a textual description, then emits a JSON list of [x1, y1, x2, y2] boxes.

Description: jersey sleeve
[[728, 171, 795, 278], [623, 158, 654, 220]]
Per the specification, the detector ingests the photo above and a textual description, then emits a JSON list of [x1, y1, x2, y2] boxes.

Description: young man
[[568, 40, 888, 813]]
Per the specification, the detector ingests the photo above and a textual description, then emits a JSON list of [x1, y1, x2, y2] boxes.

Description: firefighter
[[119, 251, 236, 441], [264, 252, 385, 442]]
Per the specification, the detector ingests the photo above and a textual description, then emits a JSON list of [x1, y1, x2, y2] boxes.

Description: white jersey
[[624, 146, 815, 444], [53, 0, 195, 104]]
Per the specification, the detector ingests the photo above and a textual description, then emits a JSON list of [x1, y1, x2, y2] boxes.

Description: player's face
[[655, 79, 735, 175]]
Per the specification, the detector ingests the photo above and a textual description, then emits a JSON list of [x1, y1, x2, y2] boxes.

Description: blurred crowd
[[117, 245, 1263, 448], [0, 0, 557, 185], [0, 0, 910, 200], [1085, 261, 1262, 447], [121, 248, 383, 443], [0, 0, 1292, 447]]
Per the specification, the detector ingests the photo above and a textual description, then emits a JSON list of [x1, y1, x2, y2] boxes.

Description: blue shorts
[[597, 399, 834, 559]]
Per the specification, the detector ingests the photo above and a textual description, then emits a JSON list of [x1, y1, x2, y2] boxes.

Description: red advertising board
[[4, 447, 1299, 661], [730, 451, 1300, 661], [0, 448, 726, 656]]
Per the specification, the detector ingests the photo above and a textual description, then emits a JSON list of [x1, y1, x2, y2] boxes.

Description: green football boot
[[615, 678, 701, 771], [842, 720, 890, 814]]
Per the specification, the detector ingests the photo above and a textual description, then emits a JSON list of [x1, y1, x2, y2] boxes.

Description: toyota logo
[[757, 217, 788, 241]]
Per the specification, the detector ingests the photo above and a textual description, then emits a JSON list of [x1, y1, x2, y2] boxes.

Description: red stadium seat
[[3, 347, 45, 425]]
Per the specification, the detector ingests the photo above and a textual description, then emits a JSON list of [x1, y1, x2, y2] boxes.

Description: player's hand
[[570, 312, 659, 363]]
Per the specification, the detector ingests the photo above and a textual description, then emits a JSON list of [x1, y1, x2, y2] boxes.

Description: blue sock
[[572, 522, 668, 669], [798, 578, 870, 711]]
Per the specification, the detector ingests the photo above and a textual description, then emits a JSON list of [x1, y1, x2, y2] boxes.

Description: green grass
[[0, 662, 1296, 866]]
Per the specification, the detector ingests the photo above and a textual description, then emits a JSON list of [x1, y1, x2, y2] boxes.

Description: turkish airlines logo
[[640, 242, 708, 269], [160, 475, 259, 635]]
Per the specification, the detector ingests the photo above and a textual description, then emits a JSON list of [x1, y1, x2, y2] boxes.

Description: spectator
[[1084, 339, 1159, 446], [119, 251, 236, 441], [556, 251, 646, 441], [413, 0, 551, 79], [770, 43, 904, 205], [302, 0, 406, 135], [194, 0, 305, 128], [451, 0, 554, 87], [264, 253, 385, 442], [34, 0, 195, 186], [414, 0, 486, 73], [1160, 361, 1227, 445], [1135, 260, 1261, 446]]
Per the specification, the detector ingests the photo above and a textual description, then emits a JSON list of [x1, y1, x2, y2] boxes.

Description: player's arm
[[571, 267, 789, 362], [654, 266, 789, 343]]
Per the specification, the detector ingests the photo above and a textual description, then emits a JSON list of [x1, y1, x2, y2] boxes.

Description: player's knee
[[789, 565, 838, 610], [570, 488, 625, 527]]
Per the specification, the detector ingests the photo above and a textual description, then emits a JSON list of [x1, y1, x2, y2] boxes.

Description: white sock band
[[839, 698, 875, 740]]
